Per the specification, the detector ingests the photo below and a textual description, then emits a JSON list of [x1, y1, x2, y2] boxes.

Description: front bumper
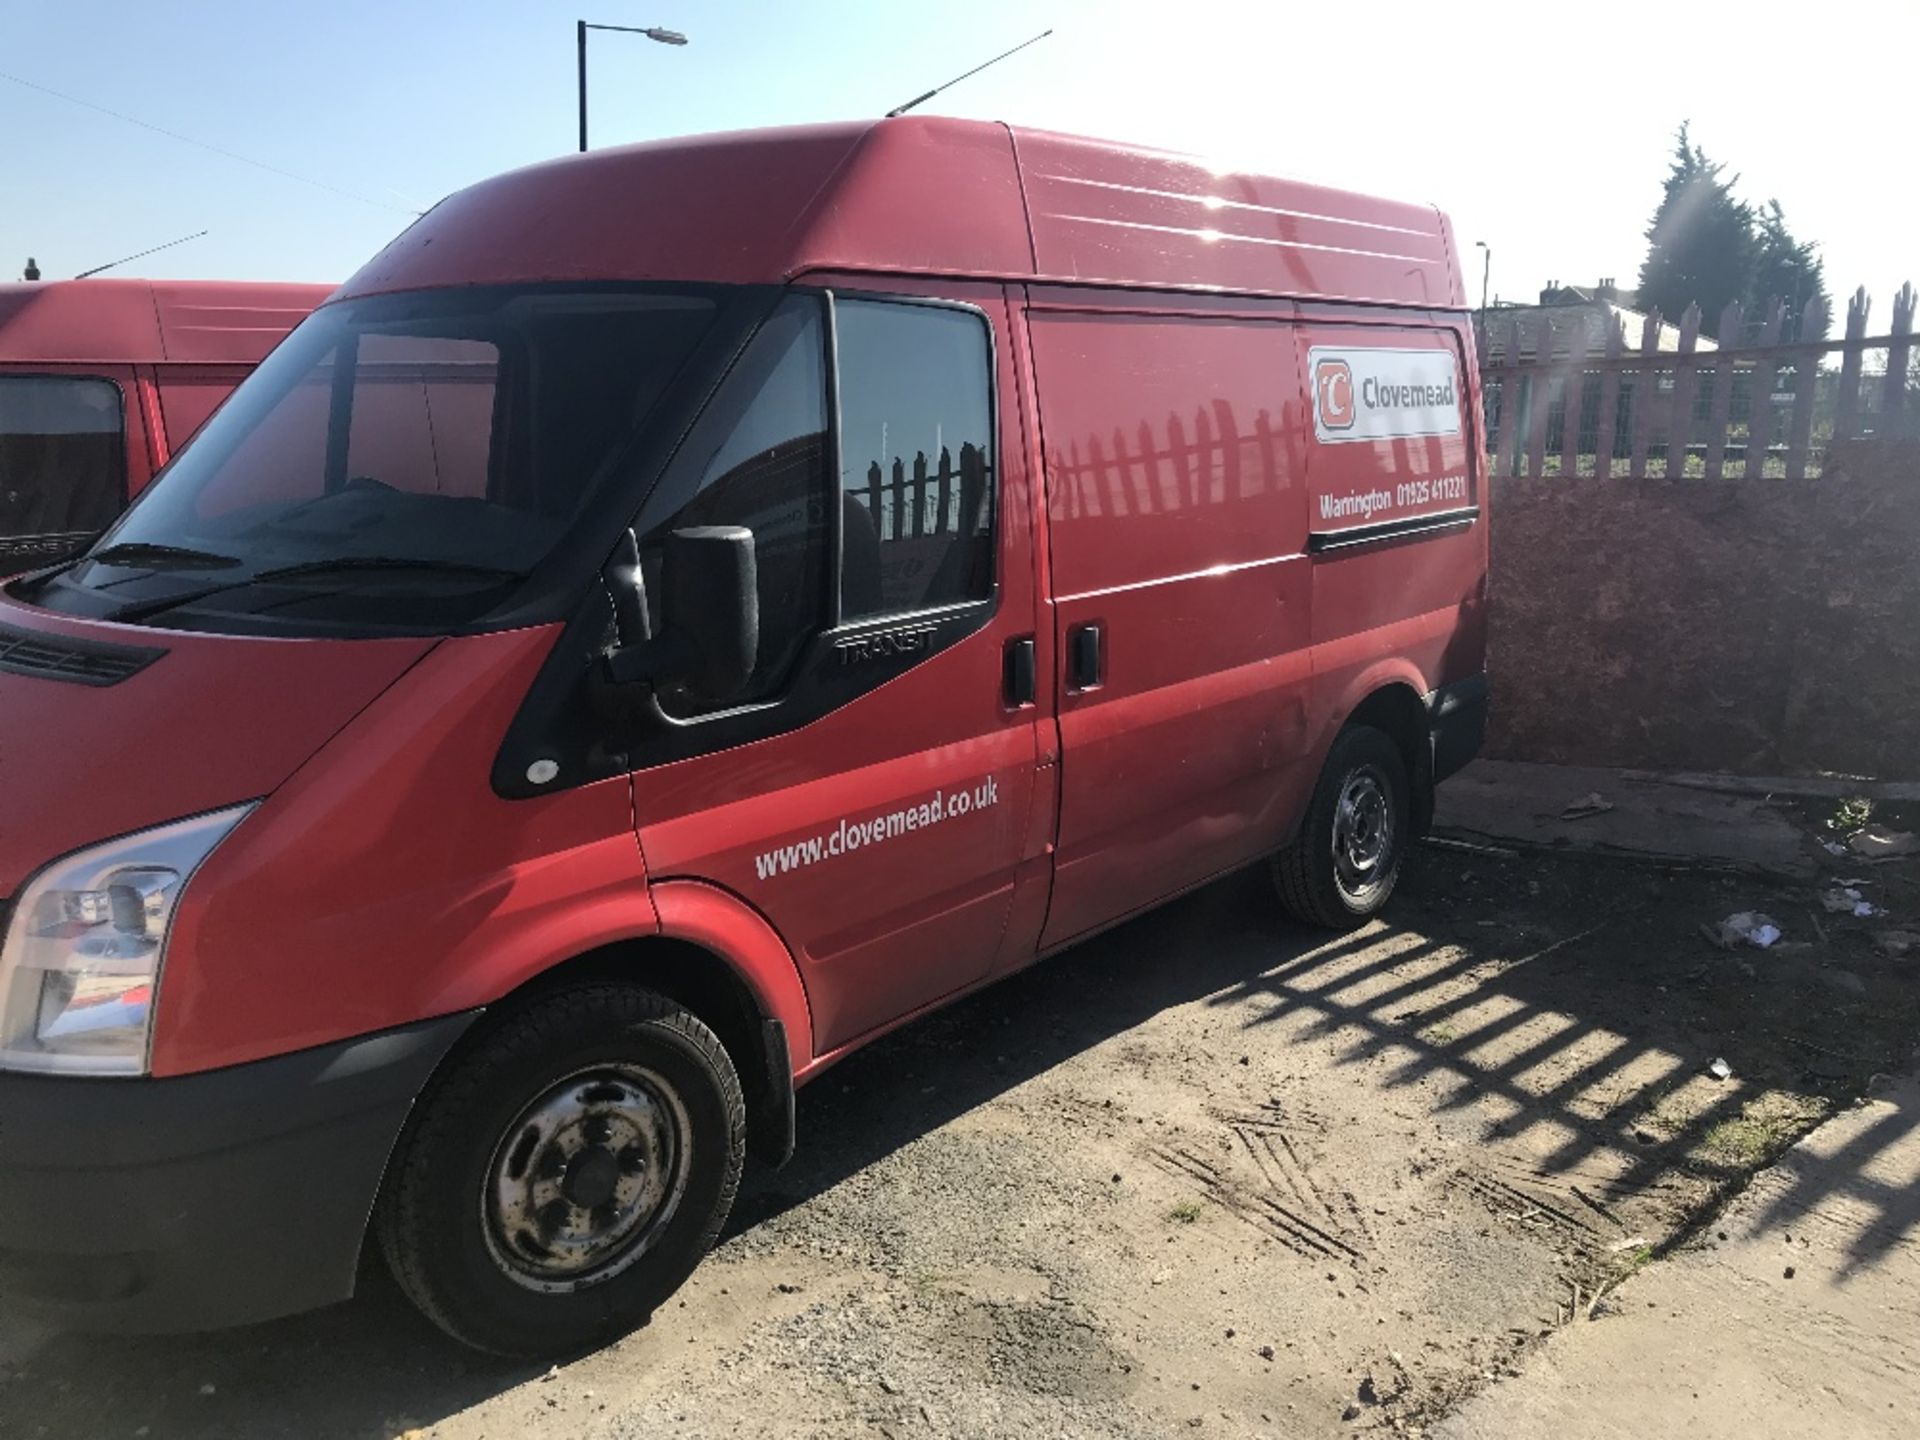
[[0, 1012, 474, 1333]]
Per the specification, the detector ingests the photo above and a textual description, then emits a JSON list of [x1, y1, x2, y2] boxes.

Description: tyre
[[376, 984, 746, 1356], [1273, 725, 1411, 929]]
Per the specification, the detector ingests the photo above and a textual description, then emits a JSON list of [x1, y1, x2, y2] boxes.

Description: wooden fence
[[1480, 283, 1917, 479]]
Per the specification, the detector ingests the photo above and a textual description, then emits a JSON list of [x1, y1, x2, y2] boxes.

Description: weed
[[1700, 1094, 1828, 1169], [1830, 796, 1874, 833], [1638, 1085, 1695, 1137], [1418, 1021, 1462, 1047], [1702, 1117, 1786, 1166], [1166, 1199, 1204, 1225]]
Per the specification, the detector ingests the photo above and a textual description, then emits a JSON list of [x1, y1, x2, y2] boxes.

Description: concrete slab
[[1434, 759, 1817, 880], [1435, 1065, 1920, 1440]]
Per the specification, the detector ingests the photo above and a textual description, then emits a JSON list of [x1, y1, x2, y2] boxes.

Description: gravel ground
[[3, 822, 1914, 1440]]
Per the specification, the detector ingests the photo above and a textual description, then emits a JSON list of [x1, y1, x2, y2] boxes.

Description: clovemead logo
[[1314, 358, 1356, 431], [1308, 346, 1463, 445]]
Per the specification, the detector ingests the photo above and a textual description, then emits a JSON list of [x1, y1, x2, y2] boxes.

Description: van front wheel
[[376, 984, 746, 1356], [1273, 725, 1410, 929]]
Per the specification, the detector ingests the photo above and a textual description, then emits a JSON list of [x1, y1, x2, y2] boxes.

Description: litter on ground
[[1847, 826, 1919, 860], [1707, 911, 1783, 950], [1560, 792, 1615, 821], [1819, 887, 1882, 918]]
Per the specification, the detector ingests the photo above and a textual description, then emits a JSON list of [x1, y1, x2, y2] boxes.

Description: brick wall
[[1484, 440, 1920, 779]]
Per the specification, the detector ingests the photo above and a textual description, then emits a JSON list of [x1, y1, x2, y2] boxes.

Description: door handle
[[1004, 636, 1037, 707], [1066, 622, 1103, 692]]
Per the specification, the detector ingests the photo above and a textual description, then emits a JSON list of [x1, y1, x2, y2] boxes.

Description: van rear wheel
[[376, 984, 745, 1356], [1273, 725, 1410, 929]]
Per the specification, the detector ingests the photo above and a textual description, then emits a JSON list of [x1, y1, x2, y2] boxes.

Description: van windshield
[[53, 287, 718, 626]]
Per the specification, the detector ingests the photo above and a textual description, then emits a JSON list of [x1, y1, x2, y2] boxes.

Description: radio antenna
[[886, 29, 1053, 118], [75, 230, 210, 279]]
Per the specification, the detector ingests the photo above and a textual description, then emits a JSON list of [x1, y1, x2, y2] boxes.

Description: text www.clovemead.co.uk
[[753, 778, 1000, 880]]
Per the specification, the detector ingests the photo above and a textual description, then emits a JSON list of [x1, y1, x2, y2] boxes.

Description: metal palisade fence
[[1480, 282, 1917, 478], [1045, 404, 1299, 520]]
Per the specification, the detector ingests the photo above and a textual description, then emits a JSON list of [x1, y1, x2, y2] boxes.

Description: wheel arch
[[1326, 672, 1433, 835], [409, 881, 811, 1177]]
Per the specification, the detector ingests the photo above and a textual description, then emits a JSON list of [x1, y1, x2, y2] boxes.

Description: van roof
[[0, 278, 334, 366], [340, 118, 1464, 311]]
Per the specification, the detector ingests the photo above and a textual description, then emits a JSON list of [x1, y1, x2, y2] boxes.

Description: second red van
[[0, 279, 330, 567]]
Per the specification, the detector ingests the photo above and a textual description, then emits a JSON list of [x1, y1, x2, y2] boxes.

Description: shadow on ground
[[1208, 845, 1920, 1279], [1, 844, 1914, 1439]]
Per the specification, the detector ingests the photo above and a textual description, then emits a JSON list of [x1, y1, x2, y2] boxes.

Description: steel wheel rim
[[1331, 763, 1394, 903], [481, 1064, 692, 1293]]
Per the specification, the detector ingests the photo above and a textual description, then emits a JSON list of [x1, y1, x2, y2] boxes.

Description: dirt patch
[[2, 834, 1916, 1439]]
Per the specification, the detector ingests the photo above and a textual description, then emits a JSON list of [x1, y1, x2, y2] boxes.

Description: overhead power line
[[0, 69, 423, 216]]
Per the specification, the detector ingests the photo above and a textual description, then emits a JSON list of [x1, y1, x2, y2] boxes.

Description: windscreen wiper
[[103, 555, 530, 624], [247, 556, 529, 584], [88, 541, 243, 570]]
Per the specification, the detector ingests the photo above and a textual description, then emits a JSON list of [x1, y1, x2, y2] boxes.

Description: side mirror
[[602, 525, 759, 708], [659, 525, 759, 701]]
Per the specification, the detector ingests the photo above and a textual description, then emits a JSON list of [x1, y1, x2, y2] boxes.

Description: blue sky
[[5, 0, 1916, 316]]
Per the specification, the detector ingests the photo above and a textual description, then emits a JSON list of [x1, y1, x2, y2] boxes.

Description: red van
[[0, 279, 330, 568], [0, 120, 1485, 1354]]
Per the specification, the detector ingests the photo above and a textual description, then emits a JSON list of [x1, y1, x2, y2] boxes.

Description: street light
[[1473, 240, 1491, 313], [577, 20, 688, 153]]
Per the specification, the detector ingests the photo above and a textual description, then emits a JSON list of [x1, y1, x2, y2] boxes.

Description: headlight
[[0, 805, 253, 1076]]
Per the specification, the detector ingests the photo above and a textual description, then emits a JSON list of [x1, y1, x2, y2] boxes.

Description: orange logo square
[[1316, 359, 1355, 431]]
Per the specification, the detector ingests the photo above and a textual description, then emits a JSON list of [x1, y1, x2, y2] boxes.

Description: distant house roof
[[1536, 278, 1642, 310], [1479, 295, 1716, 362]]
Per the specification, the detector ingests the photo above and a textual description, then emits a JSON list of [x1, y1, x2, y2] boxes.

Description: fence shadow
[[1746, 1075, 1920, 1276], [1202, 857, 1920, 1277]]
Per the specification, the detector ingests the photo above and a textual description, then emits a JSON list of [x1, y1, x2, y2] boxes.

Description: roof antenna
[[886, 29, 1053, 118], [74, 229, 210, 280]]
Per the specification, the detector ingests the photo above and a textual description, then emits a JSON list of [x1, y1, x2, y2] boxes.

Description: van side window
[[834, 299, 994, 618], [638, 295, 830, 711], [0, 376, 125, 560]]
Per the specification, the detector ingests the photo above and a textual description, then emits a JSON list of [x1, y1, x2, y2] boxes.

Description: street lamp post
[[1473, 240, 1491, 313], [577, 20, 688, 153]]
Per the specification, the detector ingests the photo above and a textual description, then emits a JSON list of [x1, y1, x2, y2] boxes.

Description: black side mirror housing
[[602, 525, 759, 709], [658, 525, 759, 700]]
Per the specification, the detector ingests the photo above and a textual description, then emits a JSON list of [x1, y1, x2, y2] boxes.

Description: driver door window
[[835, 299, 994, 618], [636, 295, 830, 711], [633, 293, 1001, 722]]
